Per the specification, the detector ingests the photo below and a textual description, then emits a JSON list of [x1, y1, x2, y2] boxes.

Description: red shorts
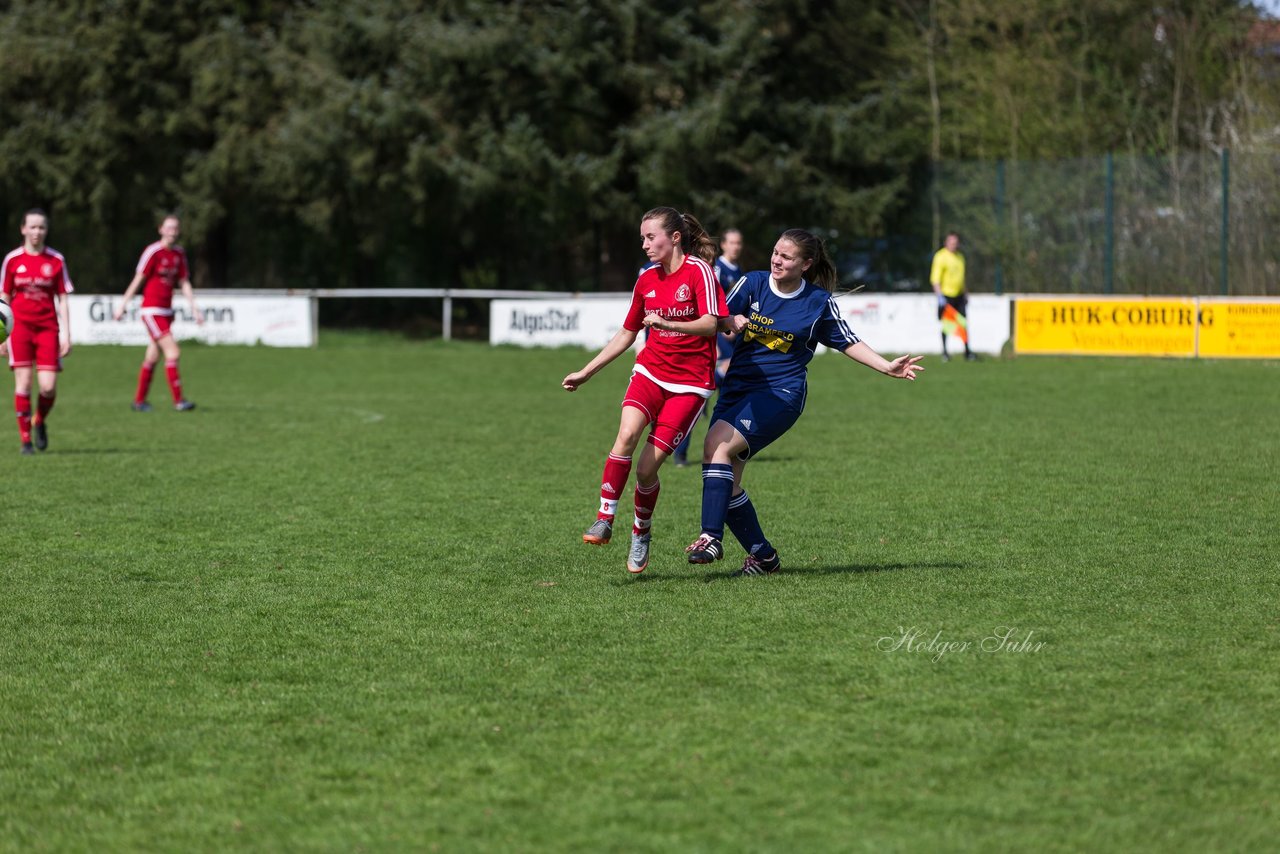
[[622, 372, 707, 454], [7, 321, 62, 372], [142, 311, 175, 341]]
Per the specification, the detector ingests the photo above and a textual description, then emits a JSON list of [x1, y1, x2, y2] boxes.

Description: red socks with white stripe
[[597, 455, 662, 534], [633, 478, 661, 536], [598, 453, 633, 522]]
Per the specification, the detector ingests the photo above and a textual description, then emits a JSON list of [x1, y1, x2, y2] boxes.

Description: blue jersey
[[723, 271, 859, 393], [716, 333, 734, 362], [715, 256, 742, 292]]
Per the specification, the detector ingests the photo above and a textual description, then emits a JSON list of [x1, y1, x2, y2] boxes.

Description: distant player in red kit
[[0, 209, 73, 455], [113, 214, 202, 411], [562, 207, 728, 573]]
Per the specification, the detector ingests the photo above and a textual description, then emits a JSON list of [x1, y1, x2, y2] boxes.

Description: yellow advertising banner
[[1015, 298, 1198, 357], [1197, 299, 1280, 359]]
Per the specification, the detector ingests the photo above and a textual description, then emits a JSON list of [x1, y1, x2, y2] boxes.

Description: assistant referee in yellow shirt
[[930, 231, 973, 361]]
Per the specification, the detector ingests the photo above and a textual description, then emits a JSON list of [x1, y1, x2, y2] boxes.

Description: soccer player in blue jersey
[[714, 229, 743, 288], [686, 228, 924, 576]]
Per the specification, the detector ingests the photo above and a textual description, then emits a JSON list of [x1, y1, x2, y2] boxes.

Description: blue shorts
[[710, 385, 805, 460]]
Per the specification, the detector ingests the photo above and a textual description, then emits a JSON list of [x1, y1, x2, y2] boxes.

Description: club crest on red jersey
[[675, 284, 692, 302], [41, 263, 54, 277]]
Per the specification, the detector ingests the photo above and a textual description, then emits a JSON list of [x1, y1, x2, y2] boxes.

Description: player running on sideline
[[686, 228, 923, 576], [562, 207, 728, 574], [113, 214, 202, 411], [0, 209, 74, 455]]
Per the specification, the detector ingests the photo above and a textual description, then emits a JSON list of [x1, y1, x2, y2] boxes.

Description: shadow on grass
[[667, 455, 797, 468], [47, 448, 179, 455], [617, 560, 968, 585]]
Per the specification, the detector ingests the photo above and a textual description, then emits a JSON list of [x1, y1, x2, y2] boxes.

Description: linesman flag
[[941, 303, 968, 343]]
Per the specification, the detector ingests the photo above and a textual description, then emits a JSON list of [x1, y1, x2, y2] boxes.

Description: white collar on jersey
[[768, 276, 807, 299]]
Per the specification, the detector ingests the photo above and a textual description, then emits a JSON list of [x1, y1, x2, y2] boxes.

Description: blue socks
[[726, 490, 774, 557], [700, 463, 734, 539], [702, 467, 775, 558]]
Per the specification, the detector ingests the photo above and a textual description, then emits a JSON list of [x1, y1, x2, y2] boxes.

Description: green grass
[[1, 335, 1277, 852]]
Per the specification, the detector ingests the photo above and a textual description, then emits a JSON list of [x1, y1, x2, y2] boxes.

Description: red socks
[[598, 453, 633, 521], [35, 392, 54, 424], [138, 361, 183, 405], [14, 393, 30, 444], [135, 362, 155, 404], [633, 479, 661, 536], [14, 393, 55, 442], [165, 360, 183, 404], [597, 454, 663, 534]]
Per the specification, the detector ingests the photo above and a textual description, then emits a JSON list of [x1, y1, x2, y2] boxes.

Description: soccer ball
[[0, 298, 11, 335]]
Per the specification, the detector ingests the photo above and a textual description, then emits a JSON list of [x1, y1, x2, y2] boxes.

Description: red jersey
[[2, 246, 73, 327], [136, 241, 189, 314], [623, 256, 728, 396]]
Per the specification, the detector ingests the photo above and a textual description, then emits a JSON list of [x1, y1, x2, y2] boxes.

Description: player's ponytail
[[679, 213, 717, 264], [779, 228, 838, 291], [641, 206, 718, 265]]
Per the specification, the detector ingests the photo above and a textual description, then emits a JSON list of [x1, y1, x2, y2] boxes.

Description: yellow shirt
[[930, 248, 966, 298]]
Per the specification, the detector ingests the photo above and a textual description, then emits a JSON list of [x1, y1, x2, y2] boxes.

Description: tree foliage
[[0, 0, 1273, 291]]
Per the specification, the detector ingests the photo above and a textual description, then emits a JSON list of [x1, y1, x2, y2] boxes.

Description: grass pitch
[[1, 335, 1277, 851]]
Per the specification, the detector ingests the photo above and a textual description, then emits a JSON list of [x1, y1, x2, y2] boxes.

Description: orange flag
[[941, 303, 968, 343]]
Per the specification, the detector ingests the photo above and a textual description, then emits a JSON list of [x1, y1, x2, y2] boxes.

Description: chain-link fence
[[932, 152, 1280, 296]]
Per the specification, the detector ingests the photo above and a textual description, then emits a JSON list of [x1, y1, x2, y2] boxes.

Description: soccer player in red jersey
[[562, 207, 729, 573], [112, 214, 203, 411], [0, 209, 74, 455]]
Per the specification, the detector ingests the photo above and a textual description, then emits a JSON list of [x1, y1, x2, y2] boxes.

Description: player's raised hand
[[886, 355, 925, 380], [562, 370, 590, 391], [725, 314, 749, 334]]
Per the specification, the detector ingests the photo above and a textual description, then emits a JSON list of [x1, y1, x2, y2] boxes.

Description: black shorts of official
[[938, 293, 968, 320]]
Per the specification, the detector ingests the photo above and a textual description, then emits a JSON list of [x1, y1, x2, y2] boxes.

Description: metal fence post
[[443, 293, 453, 341], [995, 159, 1005, 296], [1220, 149, 1230, 296], [1104, 152, 1114, 295], [310, 292, 320, 347]]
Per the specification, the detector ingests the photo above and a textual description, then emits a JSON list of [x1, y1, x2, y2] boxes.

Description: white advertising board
[[490, 294, 1011, 355], [490, 298, 633, 349], [835, 293, 1010, 355], [70, 294, 315, 347]]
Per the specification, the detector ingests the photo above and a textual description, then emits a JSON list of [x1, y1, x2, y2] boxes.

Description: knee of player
[[707, 447, 738, 466], [613, 427, 643, 452], [703, 422, 733, 449], [636, 459, 663, 483]]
